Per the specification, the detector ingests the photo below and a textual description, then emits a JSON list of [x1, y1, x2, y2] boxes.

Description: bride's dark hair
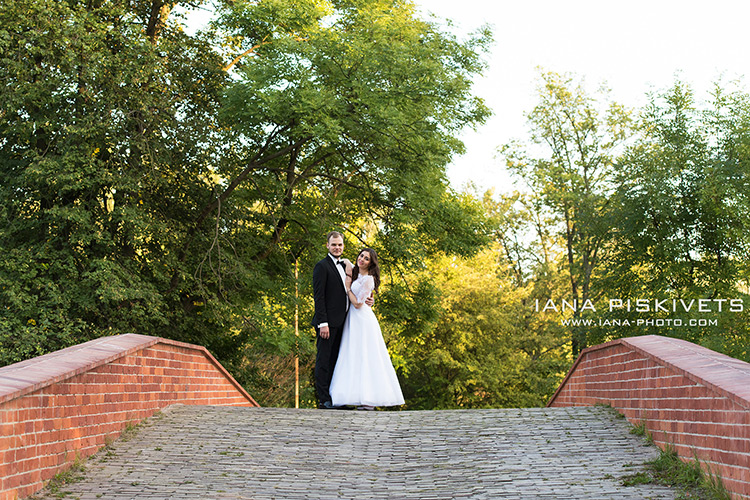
[[351, 248, 380, 292]]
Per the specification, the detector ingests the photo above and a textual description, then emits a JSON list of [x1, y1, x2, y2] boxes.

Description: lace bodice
[[350, 275, 374, 304]]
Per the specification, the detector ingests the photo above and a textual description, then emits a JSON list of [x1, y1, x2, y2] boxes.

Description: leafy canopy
[[0, 0, 493, 405]]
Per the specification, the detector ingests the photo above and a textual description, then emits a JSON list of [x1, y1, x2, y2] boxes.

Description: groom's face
[[327, 236, 344, 258]]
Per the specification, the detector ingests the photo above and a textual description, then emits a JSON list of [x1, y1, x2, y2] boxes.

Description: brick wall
[[0, 334, 258, 500], [548, 335, 750, 499]]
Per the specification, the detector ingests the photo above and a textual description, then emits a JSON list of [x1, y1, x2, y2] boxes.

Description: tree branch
[[223, 36, 270, 72], [252, 140, 301, 261], [146, 0, 174, 44], [166, 134, 313, 293]]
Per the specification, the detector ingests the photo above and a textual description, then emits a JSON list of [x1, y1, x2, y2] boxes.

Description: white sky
[[412, 0, 750, 194]]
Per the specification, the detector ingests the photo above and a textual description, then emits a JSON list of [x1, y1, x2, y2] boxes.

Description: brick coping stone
[[0, 334, 255, 405], [550, 334, 750, 409]]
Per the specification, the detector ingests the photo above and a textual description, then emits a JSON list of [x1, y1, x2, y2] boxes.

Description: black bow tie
[[337, 260, 345, 267]]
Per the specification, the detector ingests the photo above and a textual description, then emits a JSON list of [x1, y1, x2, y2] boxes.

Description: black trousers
[[314, 325, 343, 406]]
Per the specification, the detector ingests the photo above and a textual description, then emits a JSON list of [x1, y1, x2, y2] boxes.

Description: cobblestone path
[[33, 405, 677, 499]]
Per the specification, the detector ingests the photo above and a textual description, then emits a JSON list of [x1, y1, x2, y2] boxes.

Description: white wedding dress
[[330, 275, 405, 407]]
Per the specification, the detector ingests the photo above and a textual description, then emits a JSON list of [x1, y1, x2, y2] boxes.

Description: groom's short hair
[[326, 231, 343, 242]]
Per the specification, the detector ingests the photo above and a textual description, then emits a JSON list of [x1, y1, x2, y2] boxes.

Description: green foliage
[[0, 0, 493, 408], [505, 72, 750, 364], [0, 0, 227, 363], [590, 80, 750, 358], [623, 443, 731, 500], [211, 0, 493, 403], [501, 70, 634, 354], [4, 0, 748, 411], [391, 191, 572, 410], [216, 0, 493, 265]]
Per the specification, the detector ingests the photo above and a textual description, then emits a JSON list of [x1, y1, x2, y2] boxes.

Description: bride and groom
[[311, 231, 404, 410]]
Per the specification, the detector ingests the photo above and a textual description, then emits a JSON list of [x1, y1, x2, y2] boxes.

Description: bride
[[329, 248, 404, 409]]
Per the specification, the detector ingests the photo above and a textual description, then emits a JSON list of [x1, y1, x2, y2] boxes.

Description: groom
[[311, 231, 371, 409]]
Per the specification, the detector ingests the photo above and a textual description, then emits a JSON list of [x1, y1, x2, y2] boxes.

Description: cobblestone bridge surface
[[33, 405, 678, 499]]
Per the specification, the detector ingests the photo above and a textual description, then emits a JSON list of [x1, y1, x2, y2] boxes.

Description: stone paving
[[33, 405, 678, 499]]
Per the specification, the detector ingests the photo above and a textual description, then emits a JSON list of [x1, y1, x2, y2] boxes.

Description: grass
[[34, 454, 86, 499], [592, 404, 731, 499], [119, 417, 147, 442], [622, 424, 731, 500], [629, 419, 654, 444], [621, 471, 652, 486]]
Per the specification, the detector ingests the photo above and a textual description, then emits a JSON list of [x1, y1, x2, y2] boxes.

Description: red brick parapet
[[0, 334, 258, 500], [548, 335, 750, 499]]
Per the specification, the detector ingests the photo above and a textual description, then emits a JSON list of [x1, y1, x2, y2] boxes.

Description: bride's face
[[357, 251, 371, 271]]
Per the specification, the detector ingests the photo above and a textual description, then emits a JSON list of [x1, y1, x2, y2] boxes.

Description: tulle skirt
[[330, 305, 404, 407]]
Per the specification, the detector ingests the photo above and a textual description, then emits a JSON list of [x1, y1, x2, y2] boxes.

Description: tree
[[597, 81, 750, 358], [0, 0, 230, 363], [500, 70, 633, 354], [390, 192, 571, 409], [196, 0, 494, 401], [215, 0, 492, 263], [0, 0, 494, 408]]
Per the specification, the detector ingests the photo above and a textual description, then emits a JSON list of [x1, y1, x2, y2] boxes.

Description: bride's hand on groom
[[341, 258, 353, 274]]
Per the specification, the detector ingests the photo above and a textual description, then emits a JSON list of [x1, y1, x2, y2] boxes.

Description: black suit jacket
[[311, 256, 348, 328]]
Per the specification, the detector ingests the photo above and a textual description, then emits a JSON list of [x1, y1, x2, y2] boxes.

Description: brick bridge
[[2, 334, 749, 499]]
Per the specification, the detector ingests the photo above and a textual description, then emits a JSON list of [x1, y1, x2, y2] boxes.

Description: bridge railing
[[0, 334, 258, 500], [549, 334, 750, 499]]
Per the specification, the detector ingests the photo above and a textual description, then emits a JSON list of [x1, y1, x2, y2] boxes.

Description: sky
[[411, 0, 750, 193]]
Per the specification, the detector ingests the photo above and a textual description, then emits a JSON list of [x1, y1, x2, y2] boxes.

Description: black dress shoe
[[320, 401, 335, 409]]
